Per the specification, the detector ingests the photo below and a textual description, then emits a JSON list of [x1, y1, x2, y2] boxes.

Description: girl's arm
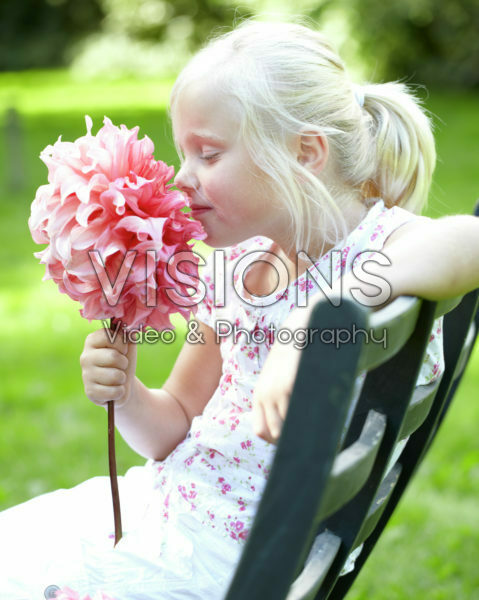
[[253, 213, 479, 444], [375, 214, 479, 302], [81, 319, 222, 461]]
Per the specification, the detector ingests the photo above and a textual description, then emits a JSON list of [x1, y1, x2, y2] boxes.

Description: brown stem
[[108, 318, 122, 546]]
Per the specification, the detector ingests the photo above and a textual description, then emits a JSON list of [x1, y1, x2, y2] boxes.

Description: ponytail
[[361, 82, 436, 214]]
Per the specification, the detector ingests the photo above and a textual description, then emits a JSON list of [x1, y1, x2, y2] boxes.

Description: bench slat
[[451, 321, 476, 382], [286, 531, 341, 600], [398, 380, 440, 440], [358, 294, 463, 373], [358, 296, 420, 372], [354, 463, 402, 548], [433, 295, 463, 319], [320, 410, 386, 519]]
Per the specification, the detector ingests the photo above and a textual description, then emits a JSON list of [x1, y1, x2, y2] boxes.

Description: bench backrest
[[224, 277, 479, 599]]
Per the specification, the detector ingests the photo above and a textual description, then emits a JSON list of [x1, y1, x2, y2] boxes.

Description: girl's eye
[[200, 153, 219, 162]]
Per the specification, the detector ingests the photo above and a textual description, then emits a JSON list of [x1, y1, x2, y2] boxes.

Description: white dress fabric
[[0, 199, 444, 599]]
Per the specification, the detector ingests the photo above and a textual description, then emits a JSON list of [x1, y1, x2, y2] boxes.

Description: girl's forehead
[[171, 80, 242, 142], [174, 79, 234, 116]]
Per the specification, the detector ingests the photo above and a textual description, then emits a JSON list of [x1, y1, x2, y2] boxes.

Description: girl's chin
[[205, 235, 250, 250]]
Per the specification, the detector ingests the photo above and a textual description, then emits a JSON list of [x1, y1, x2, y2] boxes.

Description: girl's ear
[[295, 129, 329, 174]]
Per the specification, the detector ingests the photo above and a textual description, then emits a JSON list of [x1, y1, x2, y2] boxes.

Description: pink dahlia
[[29, 116, 206, 330]]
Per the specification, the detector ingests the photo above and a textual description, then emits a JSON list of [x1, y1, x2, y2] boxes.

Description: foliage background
[[0, 1, 478, 598], [2, 0, 479, 87]]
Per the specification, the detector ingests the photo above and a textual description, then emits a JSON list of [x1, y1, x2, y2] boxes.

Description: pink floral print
[[146, 199, 444, 563]]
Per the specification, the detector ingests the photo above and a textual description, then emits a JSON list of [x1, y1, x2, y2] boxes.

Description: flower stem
[[108, 318, 122, 546]]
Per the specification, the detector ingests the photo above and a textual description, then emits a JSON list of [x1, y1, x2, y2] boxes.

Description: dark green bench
[[224, 243, 479, 598]]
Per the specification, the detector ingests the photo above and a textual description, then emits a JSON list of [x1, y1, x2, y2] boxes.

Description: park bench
[[224, 221, 479, 598]]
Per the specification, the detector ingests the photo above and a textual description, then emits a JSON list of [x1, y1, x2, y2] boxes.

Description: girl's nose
[[174, 161, 198, 192]]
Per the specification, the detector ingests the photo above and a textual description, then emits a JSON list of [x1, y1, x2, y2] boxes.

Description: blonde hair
[[169, 18, 436, 257]]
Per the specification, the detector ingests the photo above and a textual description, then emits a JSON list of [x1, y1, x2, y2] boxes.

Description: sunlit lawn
[[0, 71, 478, 598]]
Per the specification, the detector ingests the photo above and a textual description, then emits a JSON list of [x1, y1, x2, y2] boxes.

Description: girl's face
[[171, 79, 288, 249]]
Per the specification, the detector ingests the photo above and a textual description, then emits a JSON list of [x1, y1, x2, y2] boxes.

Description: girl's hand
[[80, 327, 137, 409], [252, 274, 361, 444], [252, 306, 311, 444]]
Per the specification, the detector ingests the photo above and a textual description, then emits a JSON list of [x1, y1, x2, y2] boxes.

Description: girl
[[2, 17, 479, 600]]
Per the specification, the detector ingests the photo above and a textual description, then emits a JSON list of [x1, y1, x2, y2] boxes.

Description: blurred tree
[[99, 0, 252, 49], [0, 0, 105, 70], [307, 0, 479, 88], [69, 0, 254, 79]]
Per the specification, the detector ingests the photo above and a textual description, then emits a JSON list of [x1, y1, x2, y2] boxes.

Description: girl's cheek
[[204, 179, 222, 199]]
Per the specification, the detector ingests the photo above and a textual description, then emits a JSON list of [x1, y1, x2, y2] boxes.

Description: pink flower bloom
[[29, 116, 206, 330]]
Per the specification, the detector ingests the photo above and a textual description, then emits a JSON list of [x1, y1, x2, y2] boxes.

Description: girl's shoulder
[[350, 198, 420, 247]]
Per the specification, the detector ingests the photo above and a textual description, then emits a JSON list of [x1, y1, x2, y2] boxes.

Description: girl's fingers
[[84, 383, 126, 406], [277, 392, 290, 421], [253, 397, 283, 444], [81, 329, 137, 409], [80, 348, 129, 371], [252, 400, 267, 439], [252, 400, 261, 431], [262, 400, 284, 443], [91, 366, 127, 387], [86, 327, 129, 355], [95, 349, 129, 370]]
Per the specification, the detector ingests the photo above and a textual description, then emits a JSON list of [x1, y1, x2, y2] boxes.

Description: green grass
[[0, 70, 478, 598]]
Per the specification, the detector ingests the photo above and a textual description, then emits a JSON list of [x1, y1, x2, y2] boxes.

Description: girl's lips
[[190, 206, 212, 216]]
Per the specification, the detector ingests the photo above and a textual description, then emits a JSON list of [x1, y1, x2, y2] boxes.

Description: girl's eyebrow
[[189, 130, 226, 144]]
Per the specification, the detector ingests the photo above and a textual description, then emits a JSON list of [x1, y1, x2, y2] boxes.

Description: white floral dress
[[0, 199, 443, 599]]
